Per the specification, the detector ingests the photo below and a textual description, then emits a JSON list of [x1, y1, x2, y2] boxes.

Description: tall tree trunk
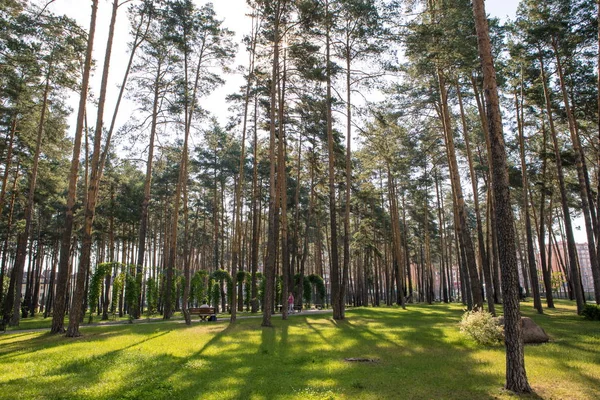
[[539, 53, 585, 314], [51, 0, 97, 334], [472, 77, 501, 304], [0, 117, 17, 219], [250, 93, 260, 313], [326, 0, 342, 320], [533, 118, 554, 308], [457, 82, 493, 314], [231, 13, 256, 322], [388, 169, 406, 309], [66, 0, 118, 337], [3, 63, 51, 327], [134, 61, 161, 320], [292, 134, 303, 308], [515, 88, 543, 314], [278, 44, 290, 320], [262, 0, 283, 327], [342, 37, 352, 320], [437, 71, 482, 309], [423, 173, 433, 305], [472, 0, 531, 392], [30, 240, 44, 317], [435, 170, 449, 303], [551, 38, 600, 305]]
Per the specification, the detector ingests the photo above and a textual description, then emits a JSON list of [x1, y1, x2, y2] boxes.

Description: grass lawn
[[0, 301, 598, 399]]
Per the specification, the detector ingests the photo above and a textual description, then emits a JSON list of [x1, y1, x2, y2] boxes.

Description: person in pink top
[[288, 292, 294, 313]]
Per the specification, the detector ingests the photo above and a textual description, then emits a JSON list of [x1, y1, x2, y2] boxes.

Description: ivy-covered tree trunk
[[472, 0, 531, 393]]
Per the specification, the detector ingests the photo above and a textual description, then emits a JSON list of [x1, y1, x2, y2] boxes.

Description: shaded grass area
[[3, 311, 230, 331], [0, 301, 598, 399]]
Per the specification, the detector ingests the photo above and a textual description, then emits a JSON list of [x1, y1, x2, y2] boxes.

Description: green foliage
[[125, 272, 140, 320], [87, 263, 114, 323], [111, 269, 126, 316], [256, 272, 264, 309], [581, 304, 600, 321], [212, 269, 232, 311], [236, 270, 247, 283], [211, 269, 231, 282], [459, 310, 504, 346], [308, 274, 326, 304], [146, 277, 158, 316], [190, 270, 208, 305], [211, 283, 220, 310], [551, 271, 565, 294], [303, 277, 311, 305], [207, 278, 216, 307], [275, 275, 282, 305], [294, 274, 312, 305], [243, 273, 251, 310]]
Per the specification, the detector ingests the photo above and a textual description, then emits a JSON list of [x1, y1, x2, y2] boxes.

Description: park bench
[[276, 305, 303, 313], [188, 307, 216, 321]]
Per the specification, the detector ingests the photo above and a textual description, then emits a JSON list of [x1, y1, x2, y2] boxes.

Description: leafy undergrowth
[[0, 301, 598, 399]]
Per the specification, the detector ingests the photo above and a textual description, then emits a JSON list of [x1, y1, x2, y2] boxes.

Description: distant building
[[546, 242, 595, 300]]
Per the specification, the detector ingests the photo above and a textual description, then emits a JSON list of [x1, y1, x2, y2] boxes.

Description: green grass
[[0, 301, 598, 399]]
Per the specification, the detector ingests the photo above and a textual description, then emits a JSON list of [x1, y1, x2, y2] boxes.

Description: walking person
[[288, 292, 295, 313]]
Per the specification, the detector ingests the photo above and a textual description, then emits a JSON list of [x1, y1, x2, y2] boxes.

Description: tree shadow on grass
[[0, 311, 563, 400], [331, 310, 523, 399], [0, 323, 178, 362]]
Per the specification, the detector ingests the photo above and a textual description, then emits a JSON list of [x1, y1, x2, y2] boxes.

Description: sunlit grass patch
[[0, 301, 598, 399]]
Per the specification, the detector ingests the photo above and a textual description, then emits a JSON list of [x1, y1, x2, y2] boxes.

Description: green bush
[[459, 310, 504, 346], [582, 304, 600, 321]]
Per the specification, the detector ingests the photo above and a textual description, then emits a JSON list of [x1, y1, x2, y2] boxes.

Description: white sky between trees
[[42, 0, 589, 242]]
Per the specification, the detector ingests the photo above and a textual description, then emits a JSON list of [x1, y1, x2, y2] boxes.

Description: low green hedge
[[582, 304, 600, 321]]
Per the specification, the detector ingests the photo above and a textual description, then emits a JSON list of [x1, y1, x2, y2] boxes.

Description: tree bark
[[539, 53, 585, 314], [457, 82, 493, 314], [515, 88, 543, 314], [472, 0, 531, 392], [551, 38, 600, 305], [230, 12, 256, 323], [4, 62, 51, 327], [262, 0, 283, 327], [250, 92, 260, 314], [66, 0, 118, 337], [278, 43, 290, 321], [326, 0, 342, 320], [437, 71, 482, 309], [51, 0, 97, 334]]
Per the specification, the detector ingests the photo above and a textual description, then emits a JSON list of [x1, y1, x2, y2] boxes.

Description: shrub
[[582, 304, 600, 321], [459, 309, 504, 346]]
